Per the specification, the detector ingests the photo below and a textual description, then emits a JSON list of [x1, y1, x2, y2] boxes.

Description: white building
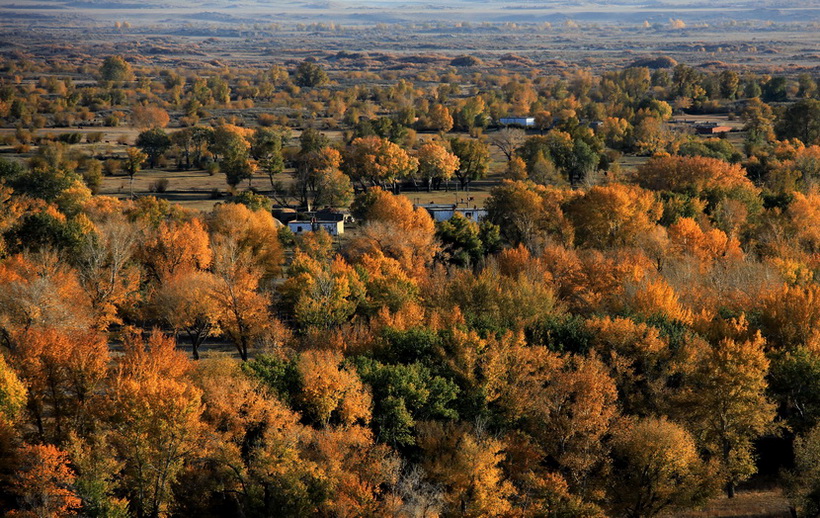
[[288, 220, 344, 236], [417, 204, 488, 222], [498, 117, 535, 127]]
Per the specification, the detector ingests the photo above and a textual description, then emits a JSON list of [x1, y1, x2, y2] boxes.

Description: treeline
[[3, 55, 820, 203]]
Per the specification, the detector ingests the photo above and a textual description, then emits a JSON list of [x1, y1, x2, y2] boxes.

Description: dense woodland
[[2, 52, 820, 517]]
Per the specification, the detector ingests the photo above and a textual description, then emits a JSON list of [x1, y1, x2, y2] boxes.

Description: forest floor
[[671, 490, 792, 518]]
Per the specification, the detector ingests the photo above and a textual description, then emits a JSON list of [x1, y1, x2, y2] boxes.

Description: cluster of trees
[[4, 52, 820, 517], [4, 55, 819, 203], [3, 139, 820, 515]]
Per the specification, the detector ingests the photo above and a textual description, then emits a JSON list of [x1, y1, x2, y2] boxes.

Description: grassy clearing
[[670, 490, 792, 518]]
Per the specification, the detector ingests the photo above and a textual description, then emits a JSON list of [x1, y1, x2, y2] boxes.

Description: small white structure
[[418, 203, 487, 222], [288, 220, 344, 236], [499, 117, 535, 127], [455, 207, 488, 221]]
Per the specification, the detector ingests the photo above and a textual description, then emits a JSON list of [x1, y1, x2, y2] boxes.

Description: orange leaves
[[623, 277, 693, 324], [297, 349, 371, 427], [116, 328, 191, 382], [208, 202, 284, 279], [9, 326, 107, 442], [347, 187, 438, 275], [418, 421, 515, 517], [109, 329, 204, 517], [566, 183, 662, 249], [140, 217, 212, 282], [635, 155, 756, 194], [786, 191, 820, 254], [760, 283, 820, 351], [343, 136, 418, 186], [8, 443, 81, 518], [499, 344, 618, 485], [486, 179, 575, 248], [0, 251, 94, 333], [667, 217, 743, 267]]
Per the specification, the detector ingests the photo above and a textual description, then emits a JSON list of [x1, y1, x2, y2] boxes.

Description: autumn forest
[[2, 16, 820, 518]]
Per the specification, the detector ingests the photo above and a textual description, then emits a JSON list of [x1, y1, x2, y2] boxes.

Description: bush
[[57, 132, 83, 144], [148, 178, 170, 193], [86, 132, 105, 143], [103, 159, 121, 176]]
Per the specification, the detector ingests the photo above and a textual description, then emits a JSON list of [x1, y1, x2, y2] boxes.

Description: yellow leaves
[[760, 283, 820, 350], [498, 344, 617, 485], [285, 252, 364, 330], [305, 425, 400, 517], [609, 416, 715, 517], [566, 183, 662, 249], [208, 202, 284, 278], [344, 136, 419, 184], [414, 140, 459, 184], [0, 354, 26, 424], [297, 349, 371, 427], [356, 251, 419, 314], [418, 421, 515, 517], [786, 191, 820, 253], [635, 155, 756, 194], [623, 276, 693, 324], [140, 217, 212, 282]]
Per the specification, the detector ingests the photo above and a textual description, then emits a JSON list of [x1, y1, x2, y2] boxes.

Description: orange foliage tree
[[107, 329, 203, 517], [8, 443, 81, 517]]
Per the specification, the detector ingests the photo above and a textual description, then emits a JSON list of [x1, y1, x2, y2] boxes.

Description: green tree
[[99, 55, 133, 83], [295, 60, 328, 87], [353, 356, 459, 447], [136, 127, 171, 169], [777, 99, 820, 145], [449, 137, 490, 189], [676, 334, 777, 498], [123, 147, 147, 196]]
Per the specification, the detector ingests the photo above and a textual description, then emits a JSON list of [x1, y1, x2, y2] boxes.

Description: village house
[[288, 219, 345, 236], [417, 203, 488, 222]]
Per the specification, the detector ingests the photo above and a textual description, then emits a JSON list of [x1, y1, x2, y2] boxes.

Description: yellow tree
[[566, 183, 662, 249], [347, 187, 438, 275], [418, 421, 515, 517], [210, 236, 276, 361], [427, 103, 454, 133], [76, 214, 141, 330], [675, 333, 776, 498], [151, 271, 221, 360], [499, 345, 618, 490], [343, 136, 418, 188], [297, 349, 371, 427], [140, 217, 212, 283], [108, 329, 204, 517], [209, 202, 284, 278], [280, 250, 365, 331], [586, 316, 672, 416], [414, 141, 459, 191], [608, 417, 716, 517]]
